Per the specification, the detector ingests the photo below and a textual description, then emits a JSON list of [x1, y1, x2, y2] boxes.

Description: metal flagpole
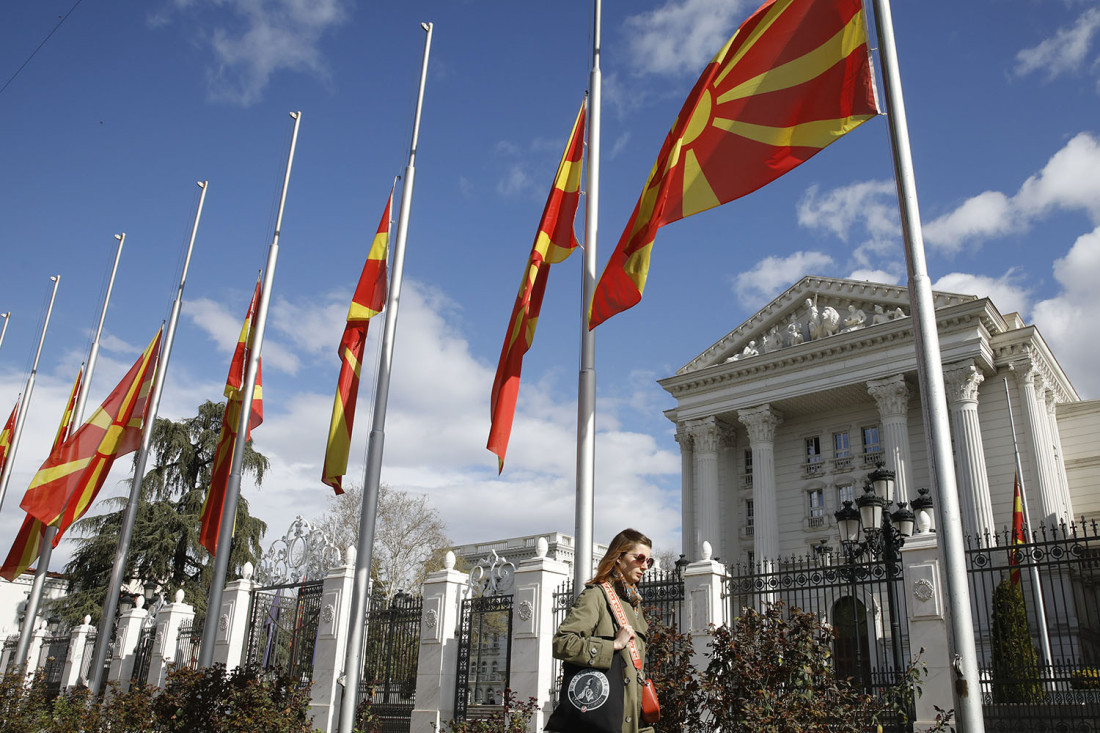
[[574, 0, 600, 595], [88, 182, 209, 695], [0, 312, 10, 357], [1002, 377, 1054, 673], [337, 22, 433, 733], [0, 276, 59, 511], [868, 1, 984, 729], [15, 232, 125, 667], [198, 113, 301, 668]]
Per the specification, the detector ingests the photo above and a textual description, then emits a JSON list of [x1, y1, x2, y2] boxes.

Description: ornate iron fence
[[79, 630, 111, 689], [40, 632, 70, 699], [453, 551, 516, 722], [967, 519, 1100, 732], [243, 580, 324, 690], [726, 552, 911, 733], [2, 635, 18, 674], [358, 591, 423, 733], [130, 626, 155, 686], [174, 621, 201, 670]]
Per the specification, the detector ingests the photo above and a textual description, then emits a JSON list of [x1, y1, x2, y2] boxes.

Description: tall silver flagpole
[[0, 276, 60, 511], [337, 22, 433, 733], [88, 182, 209, 695], [574, 0, 600, 595], [0, 312, 10, 357], [1002, 377, 1053, 672], [16, 232, 125, 668], [198, 113, 301, 668], [868, 1, 984, 729]]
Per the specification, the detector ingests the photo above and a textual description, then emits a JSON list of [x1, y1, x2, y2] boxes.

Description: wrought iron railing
[[358, 591, 423, 733], [40, 632, 70, 699], [174, 621, 201, 670], [243, 580, 324, 690], [130, 626, 155, 686]]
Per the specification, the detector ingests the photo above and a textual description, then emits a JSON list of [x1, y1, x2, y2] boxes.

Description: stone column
[[509, 538, 569, 732], [867, 375, 914, 504], [308, 547, 356, 733], [212, 561, 256, 672], [943, 361, 995, 538], [738, 405, 782, 562], [899, 532, 953, 729], [1045, 391, 1074, 520], [675, 424, 696, 562], [1013, 361, 1062, 525], [60, 615, 96, 691], [109, 597, 149, 693], [682, 542, 727, 670], [685, 417, 722, 560], [411, 552, 469, 733], [146, 589, 196, 689]]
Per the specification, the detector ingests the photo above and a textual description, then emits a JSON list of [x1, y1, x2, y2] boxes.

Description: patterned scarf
[[612, 570, 643, 609]]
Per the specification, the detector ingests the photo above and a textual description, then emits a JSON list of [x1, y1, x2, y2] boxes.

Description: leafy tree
[[314, 483, 451, 599], [51, 401, 268, 625], [991, 576, 1044, 704]]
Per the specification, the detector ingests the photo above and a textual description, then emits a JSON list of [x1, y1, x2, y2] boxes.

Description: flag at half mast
[[0, 398, 18, 477], [200, 277, 264, 555], [487, 99, 586, 472], [1010, 471, 1025, 585], [1, 367, 81, 580], [19, 330, 161, 547], [322, 189, 393, 494], [589, 0, 879, 328]]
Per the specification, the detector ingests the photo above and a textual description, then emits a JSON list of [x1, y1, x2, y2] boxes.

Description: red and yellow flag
[[19, 331, 161, 548], [589, 0, 878, 328], [1010, 472, 1025, 585], [200, 278, 264, 554], [322, 190, 392, 494], [487, 100, 586, 472], [0, 368, 83, 581], [0, 398, 18, 478]]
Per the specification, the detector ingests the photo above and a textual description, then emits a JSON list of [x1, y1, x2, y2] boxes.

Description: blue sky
[[1, 0, 1099, 582]]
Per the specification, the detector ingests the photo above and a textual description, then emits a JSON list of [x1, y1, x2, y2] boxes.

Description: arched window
[[832, 596, 872, 689]]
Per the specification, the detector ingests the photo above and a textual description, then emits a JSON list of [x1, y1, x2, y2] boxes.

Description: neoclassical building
[[661, 276, 1100, 564]]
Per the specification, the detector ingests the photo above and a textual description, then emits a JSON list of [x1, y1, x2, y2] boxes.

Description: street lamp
[[833, 462, 928, 690]]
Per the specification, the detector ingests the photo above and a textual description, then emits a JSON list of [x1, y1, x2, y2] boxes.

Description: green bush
[[435, 689, 540, 733], [990, 577, 1044, 704], [643, 608, 705, 733]]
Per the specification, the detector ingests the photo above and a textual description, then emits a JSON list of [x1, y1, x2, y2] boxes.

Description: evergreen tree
[[991, 576, 1044, 703], [51, 401, 269, 626]]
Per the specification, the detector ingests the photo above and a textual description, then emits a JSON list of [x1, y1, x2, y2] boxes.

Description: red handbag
[[601, 582, 661, 725]]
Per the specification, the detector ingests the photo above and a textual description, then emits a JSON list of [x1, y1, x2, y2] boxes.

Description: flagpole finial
[[289, 110, 300, 120], [197, 180, 207, 189], [421, 21, 431, 32], [49, 275, 58, 282], [114, 233, 124, 241]]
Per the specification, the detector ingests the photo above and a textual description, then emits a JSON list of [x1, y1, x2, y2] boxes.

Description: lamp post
[[834, 463, 924, 689]]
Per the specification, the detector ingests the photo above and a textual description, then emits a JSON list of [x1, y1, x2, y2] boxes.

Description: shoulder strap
[[600, 581, 644, 672]]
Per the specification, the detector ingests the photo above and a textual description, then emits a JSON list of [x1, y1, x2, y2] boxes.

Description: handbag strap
[[600, 581, 644, 672]]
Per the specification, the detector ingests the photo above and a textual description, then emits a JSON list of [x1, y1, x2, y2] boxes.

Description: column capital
[[737, 404, 782, 444], [868, 374, 909, 418], [943, 361, 984, 405], [683, 416, 733, 453]]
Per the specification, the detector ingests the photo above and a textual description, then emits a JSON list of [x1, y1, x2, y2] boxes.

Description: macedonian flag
[[322, 189, 392, 494], [20, 330, 162, 546], [200, 277, 264, 555], [1, 367, 82, 581], [1010, 472, 1025, 585], [589, 0, 879, 328], [487, 99, 586, 472], [0, 398, 18, 477]]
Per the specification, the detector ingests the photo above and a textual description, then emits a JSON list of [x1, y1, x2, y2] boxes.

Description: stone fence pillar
[[26, 619, 50, 678], [682, 541, 727, 668], [900, 531, 953, 729], [411, 551, 468, 733], [509, 538, 569, 732], [212, 562, 256, 672], [309, 546, 355, 733], [109, 597, 149, 693], [60, 615, 95, 691], [147, 589, 196, 688]]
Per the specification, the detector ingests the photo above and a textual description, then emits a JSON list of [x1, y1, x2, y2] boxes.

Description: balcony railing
[[802, 459, 825, 477]]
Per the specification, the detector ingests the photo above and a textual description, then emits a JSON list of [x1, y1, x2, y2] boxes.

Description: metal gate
[[243, 580, 324, 690], [40, 633, 70, 699], [453, 550, 515, 722], [357, 591, 423, 733], [130, 626, 155, 686], [726, 551, 911, 732]]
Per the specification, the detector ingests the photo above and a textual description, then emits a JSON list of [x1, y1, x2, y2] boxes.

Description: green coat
[[551, 585, 654, 733]]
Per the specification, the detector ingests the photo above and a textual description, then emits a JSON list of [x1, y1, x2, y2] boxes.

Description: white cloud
[[169, 0, 352, 106], [732, 251, 835, 307], [798, 180, 898, 243], [184, 295, 301, 375], [847, 269, 901, 285], [1032, 225, 1100, 399], [1015, 7, 1100, 81], [932, 270, 1031, 317], [624, 0, 751, 77], [924, 133, 1100, 252], [496, 165, 535, 198]]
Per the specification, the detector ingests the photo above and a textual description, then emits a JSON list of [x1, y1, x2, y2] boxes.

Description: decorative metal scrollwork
[[256, 515, 341, 586], [466, 550, 515, 598]]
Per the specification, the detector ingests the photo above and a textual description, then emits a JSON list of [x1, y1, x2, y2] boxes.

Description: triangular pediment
[[678, 276, 977, 375]]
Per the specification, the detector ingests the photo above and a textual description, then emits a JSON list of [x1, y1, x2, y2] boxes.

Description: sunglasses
[[622, 552, 654, 569]]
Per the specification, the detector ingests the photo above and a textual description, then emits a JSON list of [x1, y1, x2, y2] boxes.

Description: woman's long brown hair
[[586, 528, 652, 586]]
